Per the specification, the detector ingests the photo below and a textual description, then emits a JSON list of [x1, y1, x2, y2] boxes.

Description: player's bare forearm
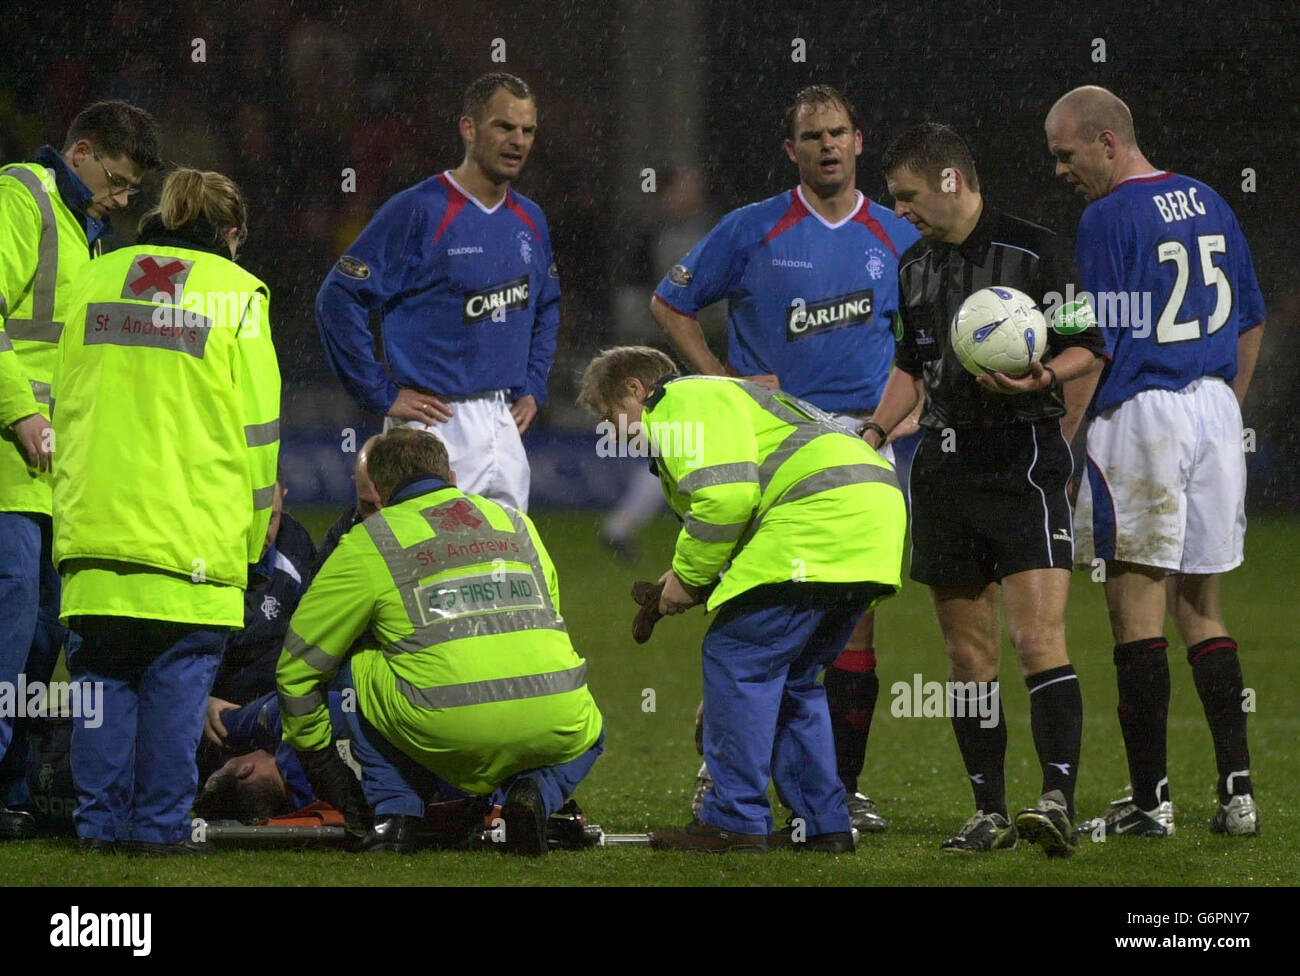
[[1233, 321, 1265, 408], [1058, 350, 1103, 443], [650, 296, 727, 376], [863, 367, 922, 448], [886, 395, 925, 444], [1047, 345, 1102, 385]]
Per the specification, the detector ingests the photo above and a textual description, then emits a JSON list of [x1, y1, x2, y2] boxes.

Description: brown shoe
[[649, 819, 767, 853]]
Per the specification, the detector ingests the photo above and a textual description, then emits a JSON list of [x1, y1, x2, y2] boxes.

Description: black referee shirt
[[895, 202, 1104, 429]]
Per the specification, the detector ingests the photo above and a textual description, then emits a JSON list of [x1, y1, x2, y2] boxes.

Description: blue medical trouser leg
[[131, 629, 223, 844], [771, 605, 859, 836], [493, 728, 605, 818], [0, 514, 69, 805], [69, 619, 222, 843], [340, 660, 463, 817], [700, 600, 855, 836], [0, 513, 41, 766], [69, 643, 137, 843]]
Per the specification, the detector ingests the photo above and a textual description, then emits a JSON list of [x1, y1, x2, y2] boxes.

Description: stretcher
[[193, 800, 652, 848]]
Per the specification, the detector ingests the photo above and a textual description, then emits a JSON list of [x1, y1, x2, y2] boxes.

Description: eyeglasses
[[92, 151, 141, 199]]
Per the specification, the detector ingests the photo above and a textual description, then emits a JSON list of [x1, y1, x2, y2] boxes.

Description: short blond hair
[[577, 346, 679, 417]]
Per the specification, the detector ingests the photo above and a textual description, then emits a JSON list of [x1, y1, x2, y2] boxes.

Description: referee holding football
[[864, 124, 1104, 856]]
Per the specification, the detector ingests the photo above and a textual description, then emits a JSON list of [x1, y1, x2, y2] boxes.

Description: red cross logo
[[436, 499, 484, 531], [130, 257, 188, 298]]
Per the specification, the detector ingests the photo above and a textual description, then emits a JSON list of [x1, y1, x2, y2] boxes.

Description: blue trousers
[[700, 596, 863, 836], [0, 513, 64, 785], [67, 616, 224, 844], [341, 661, 604, 818]]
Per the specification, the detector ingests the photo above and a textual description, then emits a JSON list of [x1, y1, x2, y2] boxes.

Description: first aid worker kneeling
[[51, 167, 281, 852], [276, 427, 603, 855]]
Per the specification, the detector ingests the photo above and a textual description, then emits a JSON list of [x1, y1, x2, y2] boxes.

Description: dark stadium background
[[2, 0, 1295, 510]]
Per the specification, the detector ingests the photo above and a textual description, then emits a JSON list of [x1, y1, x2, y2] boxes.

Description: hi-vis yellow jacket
[[0, 163, 94, 515], [278, 482, 602, 794], [643, 376, 907, 611], [51, 239, 280, 623]]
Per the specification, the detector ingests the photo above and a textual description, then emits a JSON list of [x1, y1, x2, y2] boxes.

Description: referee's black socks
[[825, 648, 878, 795], [1026, 664, 1082, 818], [1114, 638, 1172, 811], [1188, 636, 1253, 804], [950, 681, 1007, 818]]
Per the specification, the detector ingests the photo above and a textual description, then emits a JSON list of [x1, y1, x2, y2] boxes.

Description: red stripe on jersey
[[433, 173, 468, 244], [1118, 172, 1173, 186], [505, 192, 539, 236], [761, 191, 811, 245], [853, 205, 899, 258]]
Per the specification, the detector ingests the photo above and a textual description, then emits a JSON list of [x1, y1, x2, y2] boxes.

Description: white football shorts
[[384, 390, 530, 512], [1074, 376, 1245, 574]]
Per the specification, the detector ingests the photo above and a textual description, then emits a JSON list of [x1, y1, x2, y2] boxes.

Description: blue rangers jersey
[[317, 171, 561, 415], [653, 187, 919, 413], [1076, 172, 1265, 416], [219, 691, 350, 810]]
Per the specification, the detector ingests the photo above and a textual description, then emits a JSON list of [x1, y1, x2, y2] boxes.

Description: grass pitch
[[3, 510, 1296, 886]]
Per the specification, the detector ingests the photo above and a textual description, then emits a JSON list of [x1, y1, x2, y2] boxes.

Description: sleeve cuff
[[652, 293, 696, 319]]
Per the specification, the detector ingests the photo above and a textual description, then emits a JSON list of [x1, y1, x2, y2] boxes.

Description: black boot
[[0, 807, 36, 840]]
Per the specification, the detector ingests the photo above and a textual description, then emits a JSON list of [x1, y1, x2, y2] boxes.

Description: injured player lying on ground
[[193, 691, 618, 850]]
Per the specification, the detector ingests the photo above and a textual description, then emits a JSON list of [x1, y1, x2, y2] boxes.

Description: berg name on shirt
[[1151, 185, 1208, 223]]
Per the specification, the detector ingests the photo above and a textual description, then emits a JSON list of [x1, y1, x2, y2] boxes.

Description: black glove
[[631, 580, 665, 644], [296, 745, 371, 834]]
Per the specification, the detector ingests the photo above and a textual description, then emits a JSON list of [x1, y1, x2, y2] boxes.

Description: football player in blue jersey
[[316, 73, 560, 512], [1046, 86, 1266, 837], [651, 86, 920, 837]]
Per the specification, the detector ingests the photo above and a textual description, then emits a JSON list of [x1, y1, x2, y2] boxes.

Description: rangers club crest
[[261, 595, 280, 620], [865, 248, 887, 281], [517, 231, 533, 265]]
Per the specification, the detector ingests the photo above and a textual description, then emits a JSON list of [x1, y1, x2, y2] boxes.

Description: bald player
[[1045, 87, 1266, 838]]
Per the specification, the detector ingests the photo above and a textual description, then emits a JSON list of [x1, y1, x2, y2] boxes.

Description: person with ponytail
[[51, 167, 282, 854]]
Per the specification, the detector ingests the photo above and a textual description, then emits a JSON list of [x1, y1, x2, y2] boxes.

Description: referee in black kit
[[862, 123, 1105, 856]]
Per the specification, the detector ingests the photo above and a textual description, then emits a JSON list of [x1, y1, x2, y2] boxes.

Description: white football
[[951, 285, 1046, 379]]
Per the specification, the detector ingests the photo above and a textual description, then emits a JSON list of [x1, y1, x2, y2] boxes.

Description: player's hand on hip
[[11, 413, 53, 471], [742, 373, 780, 390], [658, 569, 698, 616], [389, 388, 454, 424], [976, 361, 1049, 395], [510, 394, 538, 434]]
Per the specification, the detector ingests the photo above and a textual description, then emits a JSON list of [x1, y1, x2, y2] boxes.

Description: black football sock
[[824, 648, 878, 795], [1114, 638, 1171, 810], [1026, 664, 1083, 818], [950, 680, 1007, 818], [1187, 636, 1252, 804]]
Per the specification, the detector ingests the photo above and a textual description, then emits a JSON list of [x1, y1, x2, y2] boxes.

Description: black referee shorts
[[908, 421, 1075, 587]]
